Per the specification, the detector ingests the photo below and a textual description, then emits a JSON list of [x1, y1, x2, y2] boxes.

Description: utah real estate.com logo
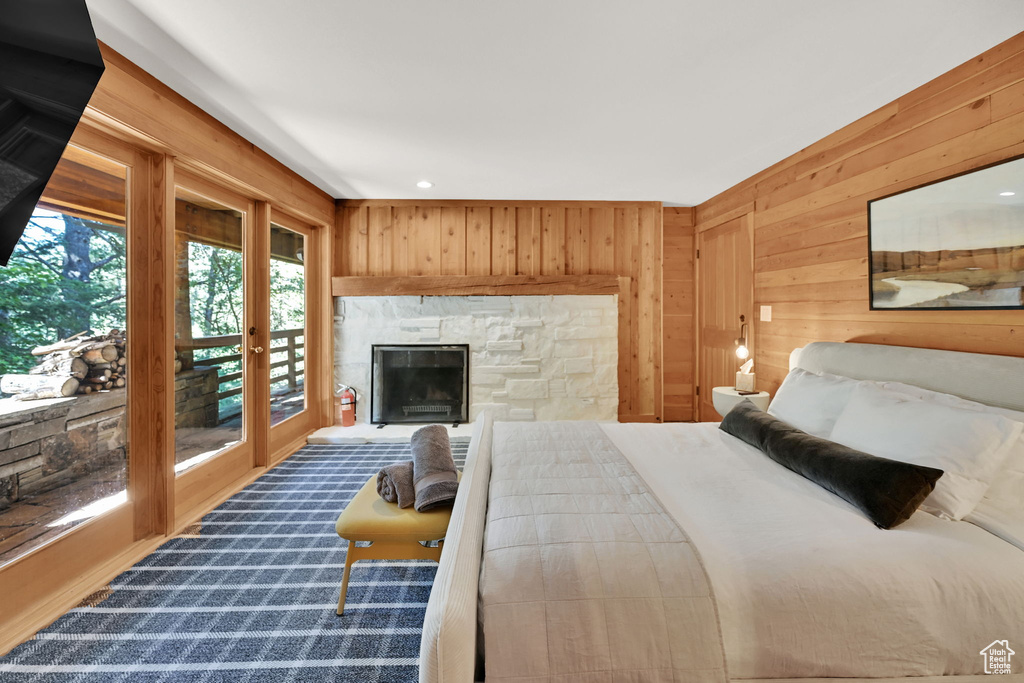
[[980, 640, 1015, 675]]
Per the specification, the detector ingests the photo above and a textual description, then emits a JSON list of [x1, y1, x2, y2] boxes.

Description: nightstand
[[712, 386, 770, 419]]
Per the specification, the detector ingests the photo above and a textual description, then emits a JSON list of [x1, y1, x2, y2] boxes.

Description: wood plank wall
[[691, 31, 1024, 395], [335, 200, 665, 422], [662, 207, 695, 421]]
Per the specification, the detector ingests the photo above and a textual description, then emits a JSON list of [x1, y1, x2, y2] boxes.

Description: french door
[[170, 176, 324, 522], [171, 173, 261, 520], [266, 210, 320, 463]]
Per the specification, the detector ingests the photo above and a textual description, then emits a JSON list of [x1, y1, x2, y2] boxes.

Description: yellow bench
[[334, 473, 459, 615]]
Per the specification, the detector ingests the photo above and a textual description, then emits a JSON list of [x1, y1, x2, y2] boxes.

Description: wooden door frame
[[266, 209, 330, 464], [694, 212, 754, 421], [170, 169, 260, 526]]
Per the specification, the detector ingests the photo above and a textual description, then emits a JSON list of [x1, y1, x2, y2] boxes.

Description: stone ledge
[[308, 422, 473, 444]]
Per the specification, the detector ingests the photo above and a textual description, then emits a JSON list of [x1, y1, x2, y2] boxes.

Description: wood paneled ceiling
[[85, 0, 1024, 204]]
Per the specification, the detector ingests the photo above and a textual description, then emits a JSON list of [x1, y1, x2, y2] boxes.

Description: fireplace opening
[[371, 344, 469, 425]]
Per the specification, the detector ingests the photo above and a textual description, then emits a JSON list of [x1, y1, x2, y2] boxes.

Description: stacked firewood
[[0, 330, 127, 400]]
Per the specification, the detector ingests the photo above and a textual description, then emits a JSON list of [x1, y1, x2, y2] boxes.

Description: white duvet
[[601, 422, 1024, 679]]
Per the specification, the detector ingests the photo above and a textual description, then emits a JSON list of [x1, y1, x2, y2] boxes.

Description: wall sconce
[[734, 315, 749, 360]]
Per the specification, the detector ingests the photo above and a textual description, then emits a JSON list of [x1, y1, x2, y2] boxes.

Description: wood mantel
[[331, 274, 626, 297]]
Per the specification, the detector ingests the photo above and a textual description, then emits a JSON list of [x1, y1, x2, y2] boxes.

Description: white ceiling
[[85, 0, 1024, 205]]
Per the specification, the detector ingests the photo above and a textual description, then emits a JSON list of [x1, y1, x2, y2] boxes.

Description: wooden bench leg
[[336, 540, 356, 616]]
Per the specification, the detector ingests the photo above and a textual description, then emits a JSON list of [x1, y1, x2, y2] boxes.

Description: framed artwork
[[868, 155, 1024, 310]]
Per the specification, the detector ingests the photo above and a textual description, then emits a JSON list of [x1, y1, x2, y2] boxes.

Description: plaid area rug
[[0, 441, 469, 682]]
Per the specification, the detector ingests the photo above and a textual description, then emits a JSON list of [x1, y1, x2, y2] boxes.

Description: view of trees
[[185, 242, 245, 339], [0, 210, 126, 375], [270, 257, 305, 334], [268, 255, 306, 396], [1, 210, 305, 413], [180, 241, 305, 415]]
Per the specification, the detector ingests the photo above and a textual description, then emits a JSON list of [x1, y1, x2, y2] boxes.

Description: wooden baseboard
[[271, 431, 313, 467]]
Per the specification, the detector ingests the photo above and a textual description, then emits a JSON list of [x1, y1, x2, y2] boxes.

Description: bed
[[419, 342, 1024, 682]]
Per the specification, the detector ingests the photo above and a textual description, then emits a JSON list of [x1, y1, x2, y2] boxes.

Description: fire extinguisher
[[336, 385, 356, 427]]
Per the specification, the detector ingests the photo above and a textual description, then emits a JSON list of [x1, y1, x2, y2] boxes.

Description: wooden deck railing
[[177, 327, 304, 402]]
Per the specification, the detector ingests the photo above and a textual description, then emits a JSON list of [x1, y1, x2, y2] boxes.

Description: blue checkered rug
[[0, 441, 469, 682]]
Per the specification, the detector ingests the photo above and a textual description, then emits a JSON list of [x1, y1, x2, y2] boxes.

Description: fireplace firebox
[[370, 344, 469, 425]]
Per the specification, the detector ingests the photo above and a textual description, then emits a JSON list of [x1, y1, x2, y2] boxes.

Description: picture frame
[[867, 154, 1024, 310]]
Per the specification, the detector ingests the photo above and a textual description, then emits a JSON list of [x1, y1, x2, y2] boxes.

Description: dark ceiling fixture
[[0, 0, 105, 266]]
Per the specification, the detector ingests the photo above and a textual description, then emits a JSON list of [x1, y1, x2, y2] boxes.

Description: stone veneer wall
[[174, 366, 221, 429], [0, 391, 126, 509], [334, 295, 618, 422]]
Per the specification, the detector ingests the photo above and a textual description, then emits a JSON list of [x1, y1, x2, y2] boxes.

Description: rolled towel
[[411, 424, 459, 512], [376, 461, 415, 508]]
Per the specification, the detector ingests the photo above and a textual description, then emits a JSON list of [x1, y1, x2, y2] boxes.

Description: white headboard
[[790, 342, 1024, 413]]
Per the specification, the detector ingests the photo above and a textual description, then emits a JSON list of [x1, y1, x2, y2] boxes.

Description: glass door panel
[[0, 145, 130, 566], [269, 223, 306, 427], [173, 187, 247, 475]]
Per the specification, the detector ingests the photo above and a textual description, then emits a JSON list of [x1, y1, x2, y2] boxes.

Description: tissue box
[[735, 372, 756, 392]]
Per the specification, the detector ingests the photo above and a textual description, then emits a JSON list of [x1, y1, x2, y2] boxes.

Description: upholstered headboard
[[790, 342, 1024, 413]]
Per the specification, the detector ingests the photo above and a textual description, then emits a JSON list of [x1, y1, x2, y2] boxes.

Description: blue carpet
[[0, 441, 469, 682]]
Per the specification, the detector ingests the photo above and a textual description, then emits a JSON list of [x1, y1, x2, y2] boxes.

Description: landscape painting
[[868, 156, 1024, 310]]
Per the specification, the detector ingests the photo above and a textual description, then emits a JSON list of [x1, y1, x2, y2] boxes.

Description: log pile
[[0, 330, 128, 400]]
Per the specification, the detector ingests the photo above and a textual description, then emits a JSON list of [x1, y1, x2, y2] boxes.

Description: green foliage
[[177, 240, 305, 415], [2, 209, 308, 417], [0, 258, 62, 373], [0, 211, 127, 375], [270, 258, 305, 331], [187, 242, 244, 338]]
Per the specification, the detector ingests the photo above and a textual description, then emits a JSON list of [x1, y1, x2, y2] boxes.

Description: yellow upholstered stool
[[333, 472, 459, 615]]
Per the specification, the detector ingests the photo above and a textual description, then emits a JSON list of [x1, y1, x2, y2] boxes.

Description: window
[[0, 146, 129, 566], [173, 188, 246, 474]]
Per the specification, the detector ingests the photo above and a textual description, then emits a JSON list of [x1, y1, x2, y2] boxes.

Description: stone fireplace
[[334, 295, 618, 423]]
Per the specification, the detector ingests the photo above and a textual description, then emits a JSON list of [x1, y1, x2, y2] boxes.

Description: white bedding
[[601, 421, 1024, 679]]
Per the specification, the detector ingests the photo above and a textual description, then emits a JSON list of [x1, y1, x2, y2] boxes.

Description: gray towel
[[377, 461, 415, 508], [411, 424, 459, 512]]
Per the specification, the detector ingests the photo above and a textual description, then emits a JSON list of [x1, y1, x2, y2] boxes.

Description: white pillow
[[829, 383, 1023, 521], [767, 368, 858, 438], [880, 381, 1024, 550]]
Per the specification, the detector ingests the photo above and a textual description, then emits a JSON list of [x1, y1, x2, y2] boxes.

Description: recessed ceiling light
[[417, 180, 433, 189], [999, 191, 1015, 196]]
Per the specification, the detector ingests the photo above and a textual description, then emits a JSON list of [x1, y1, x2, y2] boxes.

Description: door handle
[[249, 346, 264, 354]]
